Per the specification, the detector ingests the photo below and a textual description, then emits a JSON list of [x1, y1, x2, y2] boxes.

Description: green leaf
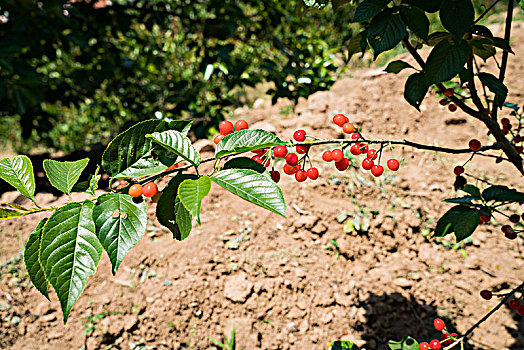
[[215, 129, 285, 159], [425, 39, 470, 85], [443, 196, 477, 203], [471, 38, 496, 61], [428, 31, 452, 46], [353, 0, 391, 22], [434, 205, 480, 241], [388, 336, 419, 350], [482, 185, 524, 203], [43, 158, 89, 195], [156, 174, 196, 240], [347, 31, 369, 59], [177, 176, 211, 225], [402, 0, 442, 13], [223, 157, 266, 173], [40, 201, 103, 323], [439, 0, 474, 41], [211, 169, 286, 218], [404, 72, 428, 110], [102, 120, 192, 178], [0, 155, 35, 199], [113, 153, 168, 179], [470, 25, 493, 39], [72, 166, 100, 195], [460, 184, 481, 199], [24, 218, 49, 300], [459, 68, 474, 85], [92, 193, 147, 274], [491, 37, 514, 54], [146, 130, 201, 168], [478, 73, 508, 107], [384, 60, 415, 74], [520, 0, 524, 11], [331, 340, 361, 350], [367, 11, 406, 59], [0, 208, 27, 220], [400, 6, 429, 41]]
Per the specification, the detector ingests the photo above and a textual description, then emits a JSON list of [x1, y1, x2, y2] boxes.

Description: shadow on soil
[[0, 144, 109, 197]]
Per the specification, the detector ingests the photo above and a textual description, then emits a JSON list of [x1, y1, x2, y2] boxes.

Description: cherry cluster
[[501, 117, 523, 154], [480, 288, 524, 316], [418, 318, 459, 350], [214, 119, 249, 144], [442, 88, 457, 113]]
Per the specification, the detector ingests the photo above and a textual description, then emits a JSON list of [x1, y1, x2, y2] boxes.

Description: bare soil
[[1, 21, 524, 350]]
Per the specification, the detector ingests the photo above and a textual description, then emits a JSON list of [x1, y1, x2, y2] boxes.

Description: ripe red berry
[[517, 305, 524, 316], [429, 339, 441, 350], [295, 169, 307, 182], [166, 163, 179, 171], [362, 158, 374, 170], [335, 158, 349, 171], [433, 318, 445, 331], [342, 123, 355, 134], [448, 104, 457, 112], [371, 165, 384, 177], [351, 132, 360, 140], [253, 148, 267, 156], [333, 114, 348, 127], [480, 289, 492, 300], [350, 144, 361, 155], [509, 299, 521, 310], [480, 213, 491, 224], [469, 139, 481, 151], [387, 159, 400, 171], [293, 129, 306, 142], [444, 88, 454, 97], [307, 167, 319, 180], [235, 119, 248, 131], [285, 153, 299, 166], [419, 342, 430, 350], [115, 183, 126, 193], [322, 151, 333, 162], [214, 134, 225, 145], [360, 145, 369, 154], [515, 146, 523, 154], [502, 225, 513, 234], [505, 231, 518, 240], [142, 182, 158, 198], [501, 117, 510, 125], [252, 155, 262, 163], [128, 184, 143, 198], [270, 170, 280, 183], [283, 164, 298, 175], [331, 149, 344, 162], [453, 166, 464, 175], [296, 145, 309, 154], [273, 146, 288, 158], [509, 214, 520, 223], [219, 121, 234, 135], [367, 149, 377, 160]]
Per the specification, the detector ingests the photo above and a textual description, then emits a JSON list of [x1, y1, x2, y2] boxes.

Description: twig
[[473, 0, 502, 25]]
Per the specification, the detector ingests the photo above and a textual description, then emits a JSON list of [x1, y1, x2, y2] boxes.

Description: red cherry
[[351, 132, 360, 140], [342, 123, 355, 134], [253, 148, 267, 156], [387, 159, 400, 171], [270, 170, 280, 183], [479, 213, 491, 224], [509, 299, 521, 310], [360, 145, 369, 154], [252, 155, 262, 163], [283, 164, 298, 175], [333, 114, 348, 127], [273, 146, 288, 159], [331, 149, 344, 162], [322, 151, 333, 162], [285, 153, 299, 166], [419, 342, 430, 350], [517, 305, 524, 316], [448, 104, 457, 112], [128, 184, 143, 198], [515, 146, 523, 154], [509, 214, 520, 223], [469, 139, 481, 151], [350, 144, 361, 155], [115, 183, 126, 193], [453, 166, 464, 175], [295, 169, 307, 182], [307, 167, 319, 180], [502, 225, 514, 234], [235, 119, 249, 131], [480, 289, 492, 300], [293, 129, 306, 142], [219, 121, 234, 135], [296, 145, 309, 154], [501, 117, 510, 125], [362, 158, 374, 170], [367, 149, 377, 160], [444, 88, 454, 97], [429, 339, 441, 350], [214, 134, 225, 145], [371, 165, 384, 177], [433, 318, 445, 331], [505, 231, 518, 240], [142, 182, 158, 198], [335, 158, 349, 171]]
